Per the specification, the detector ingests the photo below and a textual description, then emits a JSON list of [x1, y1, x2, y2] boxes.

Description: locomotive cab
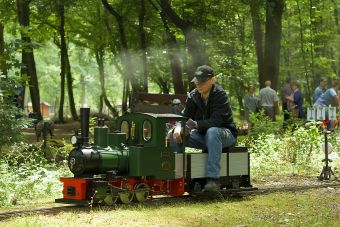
[[116, 112, 186, 149]]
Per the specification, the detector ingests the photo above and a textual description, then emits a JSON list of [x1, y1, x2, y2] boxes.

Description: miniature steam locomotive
[[55, 108, 252, 205]]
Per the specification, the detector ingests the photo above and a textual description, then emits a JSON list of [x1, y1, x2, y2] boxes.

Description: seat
[[222, 146, 248, 153], [202, 146, 248, 153]]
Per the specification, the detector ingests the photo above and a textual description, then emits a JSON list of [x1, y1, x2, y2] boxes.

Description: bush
[[0, 76, 30, 147], [0, 142, 72, 206], [248, 110, 282, 138], [238, 122, 340, 176], [0, 161, 71, 206]]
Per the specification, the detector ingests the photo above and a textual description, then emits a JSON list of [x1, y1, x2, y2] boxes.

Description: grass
[[1, 187, 339, 226]]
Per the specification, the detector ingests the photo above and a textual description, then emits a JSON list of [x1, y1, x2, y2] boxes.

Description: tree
[[249, 0, 265, 88], [56, 2, 78, 121], [149, 0, 185, 94], [264, 0, 285, 90], [0, 23, 6, 77], [16, 0, 42, 119], [139, 0, 148, 93], [56, 3, 67, 122], [159, 0, 208, 81], [102, 0, 140, 112], [0, 0, 16, 78], [95, 47, 118, 116]]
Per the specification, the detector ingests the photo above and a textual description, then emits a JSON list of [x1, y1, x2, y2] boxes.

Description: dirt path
[[23, 121, 80, 144]]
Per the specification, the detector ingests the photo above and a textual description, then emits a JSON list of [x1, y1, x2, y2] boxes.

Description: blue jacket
[[183, 84, 237, 138]]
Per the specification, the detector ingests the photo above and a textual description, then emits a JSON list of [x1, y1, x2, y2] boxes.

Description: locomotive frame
[[55, 108, 253, 205]]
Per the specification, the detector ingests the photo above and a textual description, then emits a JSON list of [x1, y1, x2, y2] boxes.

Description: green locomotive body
[[56, 108, 252, 205]]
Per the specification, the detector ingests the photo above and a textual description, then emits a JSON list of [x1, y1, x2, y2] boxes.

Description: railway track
[[240, 181, 340, 196], [1, 182, 339, 221], [0, 205, 86, 222]]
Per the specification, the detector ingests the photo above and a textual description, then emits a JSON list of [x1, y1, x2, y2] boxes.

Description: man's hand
[[173, 125, 183, 143], [186, 118, 197, 130]]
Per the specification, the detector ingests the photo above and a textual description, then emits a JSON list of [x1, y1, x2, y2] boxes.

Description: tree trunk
[[139, 0, 148, 92], [0, 23, 7, 77], [149, 0, 185, 94], [333, 0, 339, 30], [95, 49, 118, 117], [65, 52, 78, 120], [156, 77, 170, 94], [332, 0, 340, 77], [122, 79, 129, 113], [103, 9, 126, 113], [79, 73, 86, 107], [237, 14, 246, 117], [160, 11, 185, 94], [56, 4, 78, 120], [16, 0, 42, 119], [99, 94, 104, 114], [96, 49, 105, 114], [56, 4, 66, 123], [296, 0, 312, 106], [102, 0, 139, 112], [159, 0, 208, 82], [309, 0, 315, 86], [264, 0, 285, 91], [249, 0, 265, 88]]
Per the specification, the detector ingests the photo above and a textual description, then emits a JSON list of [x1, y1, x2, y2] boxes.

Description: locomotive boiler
[[56, 108, 252, 205]]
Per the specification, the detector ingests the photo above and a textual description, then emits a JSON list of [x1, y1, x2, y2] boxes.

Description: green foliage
[[0, 140, 73, 166], [0, 142, 72, 206], [239, 122, 340, 176], [248, 110, 282, 137], [0, 161, 70, 206], [0, 76, 29, 147], [42, 139, 74, 162], [1, 0, 340, 115]]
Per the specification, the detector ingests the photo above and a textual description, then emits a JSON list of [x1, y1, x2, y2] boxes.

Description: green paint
[[94, 126, 108, 147], [107, 133, 126, 147]]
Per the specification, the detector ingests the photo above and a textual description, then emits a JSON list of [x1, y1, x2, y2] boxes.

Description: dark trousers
[[283, 103, 290, 128], [262, 106, 276, 121]]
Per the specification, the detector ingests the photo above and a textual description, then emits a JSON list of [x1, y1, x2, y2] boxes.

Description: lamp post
[[307, 107, 338, 181]]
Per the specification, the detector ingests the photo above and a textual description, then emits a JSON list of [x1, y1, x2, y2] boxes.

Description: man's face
[[249, 87, 255, 94], [291, 84, 298, 91], [321, 80, 327, 88], [194, 77, 214, 95]]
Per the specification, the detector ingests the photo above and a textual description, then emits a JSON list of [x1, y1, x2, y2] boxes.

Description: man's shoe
[[203, 178, 220, 192]]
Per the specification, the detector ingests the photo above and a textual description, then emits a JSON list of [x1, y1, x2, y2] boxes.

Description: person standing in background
[[314, 81, 339, 130], [286, 80, 303, 118], [259, 80, 279, 121], [171, 99, 183, 115], [243, 84, 258, 128], [315, 81, 339, 109], [313, 78, 327, 103], [281, 77, 292, 127]]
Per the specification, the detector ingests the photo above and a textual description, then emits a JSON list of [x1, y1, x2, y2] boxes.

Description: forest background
[[1, 0, 339, 122]]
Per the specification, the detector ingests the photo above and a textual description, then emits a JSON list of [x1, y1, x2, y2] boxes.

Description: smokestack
[[80, 107, 90, 145]]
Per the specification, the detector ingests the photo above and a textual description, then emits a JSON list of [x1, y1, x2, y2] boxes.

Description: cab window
[[120, 120, 130, 140], [142, 120, 152, 142]]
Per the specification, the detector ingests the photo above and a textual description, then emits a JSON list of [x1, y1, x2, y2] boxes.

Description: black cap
[[191, 65, 214, 84]]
